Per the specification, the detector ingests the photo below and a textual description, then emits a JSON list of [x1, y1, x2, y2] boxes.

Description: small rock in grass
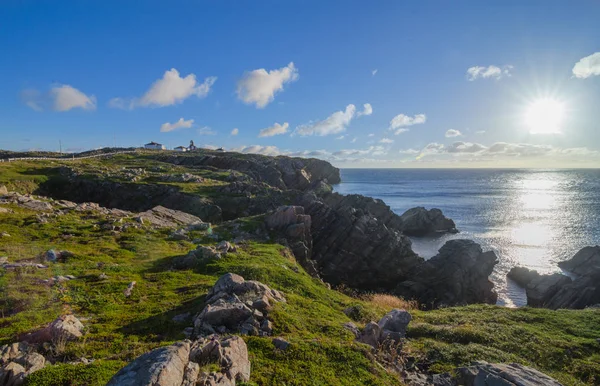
[[124, 281, 136, 297], [272, 337, 290, 351]]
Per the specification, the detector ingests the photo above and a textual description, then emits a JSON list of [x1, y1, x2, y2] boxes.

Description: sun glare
[[524, 98, 565, 134]]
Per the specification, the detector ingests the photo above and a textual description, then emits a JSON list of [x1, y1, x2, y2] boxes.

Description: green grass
[[1, 157, 599, 385]]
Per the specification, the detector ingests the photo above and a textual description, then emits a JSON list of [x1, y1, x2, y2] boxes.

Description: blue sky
[[1, 0, 599, 167]]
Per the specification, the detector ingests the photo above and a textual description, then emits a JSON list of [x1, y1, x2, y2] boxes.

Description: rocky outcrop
[[193, 273, 285, 337], [455, 361, 563, 386], [39, 171, 223, 223], [397, 240, 498, 308], [0, 342, 46, 386], [107, 336, 250, 386], [558, 246, 600, 276], [397, 207, 457, 236], [265, 206, 315, 275], [301, 194, 421, 290], [508, 246, 600, 309], [156, 152, 340, 191]]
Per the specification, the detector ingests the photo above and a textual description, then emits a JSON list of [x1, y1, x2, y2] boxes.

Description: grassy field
[[0, 156, 598, 385]]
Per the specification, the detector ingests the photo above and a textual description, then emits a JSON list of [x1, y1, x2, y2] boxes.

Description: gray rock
[[272, 337, 290, 351], [342, 322, 360, 338], [456, 361, 563, 386], [0, 361, 26, 386], [377, 309, 411, 342], [137, 206, 204, 228], [170, 229, 189, 241], [194, 273, 285, 337], [358, 322, 381, 348], [124, 281, 136, 297], [106, 341, 190, 386]]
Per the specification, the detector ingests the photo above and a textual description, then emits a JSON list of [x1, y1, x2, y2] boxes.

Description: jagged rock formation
[[397, 240, 498, 308], [265, 206, 315, 275], [106, 336, 250, 386], [300, 194, 421, 290], [508, 246, 600, 309], [193, 273, 285, 337]]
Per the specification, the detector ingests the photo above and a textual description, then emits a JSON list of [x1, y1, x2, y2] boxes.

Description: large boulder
[[398, 207, 457, 236], [358, 309, 412, 348], [507, 267, 572, 307], [21, 315, 84, 343], [106, 341, 190, 386], [107, 336, 250, 386], [455, 361, 562, 386], [194, 273, 285, 337], [397, 240, 498, 308]]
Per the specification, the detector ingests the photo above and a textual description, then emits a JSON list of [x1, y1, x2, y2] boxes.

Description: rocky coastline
[[0, 149, 598, 385]]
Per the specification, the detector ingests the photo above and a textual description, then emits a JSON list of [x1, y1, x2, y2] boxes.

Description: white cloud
[[372, 69, 378, 76], [379, 138, 394, 144], [357, 103, 373, 117], [368, 133, 375, 137], [445, 129, 462, 137], [294, 104, 356, 136], [197, 127, 216, 136], [336, 135, 345, 140], [466, 65, 513, 81], [231, 128, 239, 136], [236, 62, 298, 108], [258, 122, 289, 137], [50, 85, 96, 111], [111, 69, 216, 109], [351, 137, 357, 143], [572, 52, 600, 79], [475, 130, 486, 134], [389, 113, 426, 134], [160, 117, 194, 132]]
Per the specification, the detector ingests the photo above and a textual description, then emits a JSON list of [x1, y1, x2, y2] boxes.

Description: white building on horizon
[[144, 141, 165, 150], [174, 146, 188, 152]]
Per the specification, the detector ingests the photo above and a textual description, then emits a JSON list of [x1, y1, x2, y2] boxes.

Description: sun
[[524, 98, 565, 134]]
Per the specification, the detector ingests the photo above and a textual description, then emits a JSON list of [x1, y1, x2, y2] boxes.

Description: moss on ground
[[0, 157, 599, 385]]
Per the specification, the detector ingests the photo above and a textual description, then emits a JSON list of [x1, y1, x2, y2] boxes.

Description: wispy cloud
[[231, 128, 239, 136], [294, 104, 356, 136], [372, 69, 378, 76], [258, 122, 289, 137], [445, 129, 462, 137], [197, 126, 216, 135], [22, 85, 96, 112], [466, 65, 513, 81], [379, 138, 394, 143], [236, 62, 298, 108], [160, 117, 194, 133], [572, 52, 600, 79]]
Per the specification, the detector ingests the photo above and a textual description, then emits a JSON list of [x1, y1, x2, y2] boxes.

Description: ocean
[[334, 168, 600, 307]]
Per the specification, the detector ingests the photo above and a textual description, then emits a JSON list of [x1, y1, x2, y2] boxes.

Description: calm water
[[334, 169, 600, 307]]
